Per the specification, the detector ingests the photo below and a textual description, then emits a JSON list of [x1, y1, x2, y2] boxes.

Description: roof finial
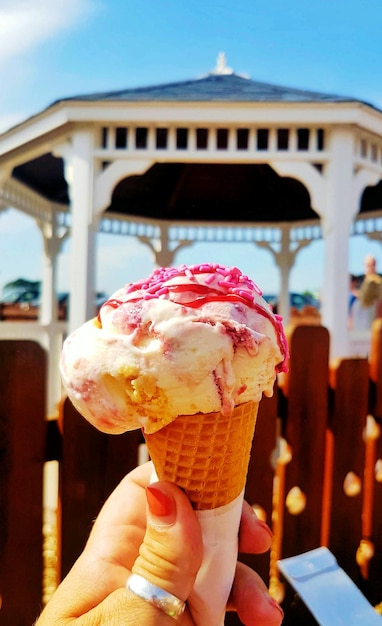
[[212, 52, 233, 75]]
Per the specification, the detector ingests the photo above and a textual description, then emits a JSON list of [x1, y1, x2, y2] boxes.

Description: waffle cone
[[144, 401, 259, 510]]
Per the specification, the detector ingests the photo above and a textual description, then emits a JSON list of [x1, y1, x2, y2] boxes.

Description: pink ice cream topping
[[100, 263, 288, 373], [61, 263, 289, 434]]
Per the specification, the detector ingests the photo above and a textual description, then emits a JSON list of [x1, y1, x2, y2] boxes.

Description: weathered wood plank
[[280, 325, 330, 558], [60, 399, 141, 579], [366, 319, 382, 604], [327, 357, 369, 582], [0, 340, 46, 625], [241, 390, 279, 587]]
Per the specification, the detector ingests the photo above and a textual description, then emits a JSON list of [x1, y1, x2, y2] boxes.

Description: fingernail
[[258, 519, 273, 539], [267, 596, 284, 619], [146, 484, 176, 526]]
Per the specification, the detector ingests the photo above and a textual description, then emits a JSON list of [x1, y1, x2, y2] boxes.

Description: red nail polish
[[146, 484, 176, 525], [258, 519, 273, 539], [268, 596, 284, 618]]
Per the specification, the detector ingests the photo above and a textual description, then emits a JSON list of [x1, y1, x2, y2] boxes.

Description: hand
[[36, 462, 283, 625]]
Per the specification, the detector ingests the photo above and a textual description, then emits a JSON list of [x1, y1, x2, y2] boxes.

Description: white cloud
[[0, 0, 99, 132], [0, 0, 97, 67]]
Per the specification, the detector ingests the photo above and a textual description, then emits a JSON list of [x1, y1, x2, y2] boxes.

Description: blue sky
[[1, 0, 382, 298]]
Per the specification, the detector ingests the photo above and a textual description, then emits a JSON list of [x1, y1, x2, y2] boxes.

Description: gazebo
[[1, 54, 382, 412]]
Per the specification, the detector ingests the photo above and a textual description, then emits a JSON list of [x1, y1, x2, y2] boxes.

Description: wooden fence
[[1, 322, 382, 625]]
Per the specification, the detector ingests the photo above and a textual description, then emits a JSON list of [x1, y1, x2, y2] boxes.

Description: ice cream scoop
[[60, 263, 288, 435]]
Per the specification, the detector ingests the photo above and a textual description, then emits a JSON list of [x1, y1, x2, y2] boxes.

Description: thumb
[[132, 481, 203, 603], [75, 482, 203, 626]]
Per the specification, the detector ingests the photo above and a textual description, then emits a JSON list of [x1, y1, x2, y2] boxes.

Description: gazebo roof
[[52, 71, 375, 108], [3, 62, 382, 220]]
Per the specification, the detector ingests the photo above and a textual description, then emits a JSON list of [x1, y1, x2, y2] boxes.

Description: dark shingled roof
[[52, 72, 374, 107]]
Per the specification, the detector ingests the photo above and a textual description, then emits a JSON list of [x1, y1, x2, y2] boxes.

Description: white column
[[321, 128, 356, 358], [38, 215, 60, 325], [66, 130, 97, 333], [36, 212, 69, 417], [277, 227, 292, 322]]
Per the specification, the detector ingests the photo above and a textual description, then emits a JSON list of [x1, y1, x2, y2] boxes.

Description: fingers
[[75, 586, 196, 626], [37, 468, 202, 626], [85, 461, 153, 569], [132, 481, 203, 602], [230, 562, 284, 626], [234, 502, 283, 625], [75, 480, 202, 626], [238, 500, 273, 554], [36, 463, 154, 622]]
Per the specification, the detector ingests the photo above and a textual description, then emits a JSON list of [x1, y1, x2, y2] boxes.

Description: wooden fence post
[[244, 390, 279, 581], [366, 319, 382, 604], [60, 399, 142, 579], [0, 340, 46, 626], [279, 325, 330, 558], [326, 357, 369, 582]]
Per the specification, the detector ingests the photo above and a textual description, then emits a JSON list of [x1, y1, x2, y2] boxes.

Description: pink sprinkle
[[215, 267, 227, 276], [103, 263, 289, 376], [236, 289, 254, 302], [124, 263, 265, 305], [156, 286, 170, 296], [252, 282, 262, 295], [218, 280, 236, 288], [199, 264, 213, 272]]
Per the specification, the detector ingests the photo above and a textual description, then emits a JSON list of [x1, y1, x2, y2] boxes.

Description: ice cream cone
[[144, 401, 259, 510]]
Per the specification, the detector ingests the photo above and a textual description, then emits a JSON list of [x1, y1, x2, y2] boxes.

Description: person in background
[[350, 255, 382, 331], [347, 274, 360, 329], [35, 462, 284, 626], [348, 274, 359, 312]]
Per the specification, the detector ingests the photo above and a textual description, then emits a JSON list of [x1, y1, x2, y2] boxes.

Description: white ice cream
[[60, 263, 288, 433]]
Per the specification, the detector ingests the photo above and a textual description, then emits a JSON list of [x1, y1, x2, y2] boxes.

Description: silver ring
[[126, 573, 186, 620]]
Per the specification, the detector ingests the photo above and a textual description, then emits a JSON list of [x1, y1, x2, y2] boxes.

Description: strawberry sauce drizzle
[[99, 263, 289, 372]]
